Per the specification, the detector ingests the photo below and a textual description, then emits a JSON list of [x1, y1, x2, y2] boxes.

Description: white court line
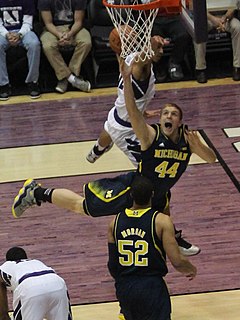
[[223, 127, 240, 138], [233, 141, 240, 152], [0, 141, 207, 183]]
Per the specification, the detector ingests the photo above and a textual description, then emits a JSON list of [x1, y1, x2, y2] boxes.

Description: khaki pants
[[194, 17, 240, 70], [41, 25, 92, 80]]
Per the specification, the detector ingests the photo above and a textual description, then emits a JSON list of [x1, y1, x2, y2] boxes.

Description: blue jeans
[[0, 31, 41, 86]]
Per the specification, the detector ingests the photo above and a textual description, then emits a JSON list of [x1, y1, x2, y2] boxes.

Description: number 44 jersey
[[138, 123, 191, 208]]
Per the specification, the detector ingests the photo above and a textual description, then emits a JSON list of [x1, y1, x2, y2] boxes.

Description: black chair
[[6, 46, 28, 87], [87, 0, 118, 86]]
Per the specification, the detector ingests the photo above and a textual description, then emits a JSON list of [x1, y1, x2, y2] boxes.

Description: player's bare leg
[[51, 189, 85, 215], [12, 179, 86, 218]]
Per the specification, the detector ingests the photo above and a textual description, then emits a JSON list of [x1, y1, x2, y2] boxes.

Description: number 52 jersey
[[113, 207, 168, 278]]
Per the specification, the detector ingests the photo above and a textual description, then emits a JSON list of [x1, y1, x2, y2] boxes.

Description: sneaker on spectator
[[86, 143, 114, 163], [55, 78, 68, 93], [232, 67, 240, 81], [168, 62, 184, 81], [72, 76, 91, 92], [0, 84, 10, 101], [196, 69, 207, 84], [175, 230, 201, 256], [28, 82, 41, 99]]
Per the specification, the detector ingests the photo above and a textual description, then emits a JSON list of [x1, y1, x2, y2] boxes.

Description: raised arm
[[185, 130, 216, 163], [120, 59, 156, 151], [156, 214, 197, 279]]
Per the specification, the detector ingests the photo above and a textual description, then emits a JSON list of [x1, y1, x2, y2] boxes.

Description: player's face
[[160, 105, 182, 137]]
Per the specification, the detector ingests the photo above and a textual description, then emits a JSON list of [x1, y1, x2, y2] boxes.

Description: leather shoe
[[196, 69, 207, 84], [232, 67, 240, 81], [168, 62, 184, 81]]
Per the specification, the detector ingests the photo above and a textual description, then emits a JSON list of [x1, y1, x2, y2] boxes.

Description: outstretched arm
[[120, 59, 156, 151], [185, 130, 216, 163]]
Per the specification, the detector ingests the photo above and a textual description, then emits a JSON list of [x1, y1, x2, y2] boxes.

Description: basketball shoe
[[118, 313, 125, 320], [86, 142, 114, 163], [175, 230, 201, 256], [12, 179, 41, 218]]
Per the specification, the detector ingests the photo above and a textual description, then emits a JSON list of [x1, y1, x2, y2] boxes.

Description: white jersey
[[104, 56, 156, 167], [0, 259, 71, 320]]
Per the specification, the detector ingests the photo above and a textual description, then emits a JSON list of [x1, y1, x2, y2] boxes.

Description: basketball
[[109, 25, 134, 55], [109, 28, 122, 54]]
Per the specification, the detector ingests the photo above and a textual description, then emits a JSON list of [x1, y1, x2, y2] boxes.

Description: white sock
[[67, 74, 76, 84], [96, 140, 105, 151]]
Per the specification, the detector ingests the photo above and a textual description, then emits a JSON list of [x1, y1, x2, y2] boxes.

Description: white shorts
[[13, 274, 71, 320], [104, 107, 141, 167]]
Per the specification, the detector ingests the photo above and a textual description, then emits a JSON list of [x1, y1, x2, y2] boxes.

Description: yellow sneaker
[[12, 179, 40, 218], [118, 313, 126, 320]]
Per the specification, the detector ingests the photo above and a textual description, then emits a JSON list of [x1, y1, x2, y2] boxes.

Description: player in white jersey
[[0, 247, 72, 320], [86, 35, 167, 167]]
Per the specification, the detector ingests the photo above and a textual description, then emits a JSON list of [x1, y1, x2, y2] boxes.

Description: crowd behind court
[[0, 0, 239, 101]]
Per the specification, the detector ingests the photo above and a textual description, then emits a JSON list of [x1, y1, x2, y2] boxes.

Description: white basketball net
[[104, 0, 160, 62]]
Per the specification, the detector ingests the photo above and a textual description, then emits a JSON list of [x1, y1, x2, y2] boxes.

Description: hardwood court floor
[[71, 290, 240, 320], [0, 77, 239, 319]]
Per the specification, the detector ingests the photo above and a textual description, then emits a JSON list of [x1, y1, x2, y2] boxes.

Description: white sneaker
[[179, 244, 201, 256], [86, 143, 114, 163], [72, 76, 91, 92], [175, 230, 201, 256]]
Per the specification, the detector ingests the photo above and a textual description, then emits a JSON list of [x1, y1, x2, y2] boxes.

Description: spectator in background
[[152, 3, 191, 82], [38, 0, 92, 94], [0, 0, 41, 101], [0, 246, 72, 320], [194, 7, 240, 83]]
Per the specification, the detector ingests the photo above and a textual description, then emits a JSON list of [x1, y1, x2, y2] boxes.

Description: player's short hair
[[130, 175, 154, 205], [162, 103, 183, 120], [6, 247, 28, 261]]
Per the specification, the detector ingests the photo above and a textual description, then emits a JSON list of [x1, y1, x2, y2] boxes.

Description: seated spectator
[[0, 0, 41, 101], [152, 5, 192, 82], [194, 8, 240, 83], [38, 0, 92, 94]]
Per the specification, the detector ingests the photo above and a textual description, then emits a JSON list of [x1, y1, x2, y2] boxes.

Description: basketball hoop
[[103, 0, 164, 62]]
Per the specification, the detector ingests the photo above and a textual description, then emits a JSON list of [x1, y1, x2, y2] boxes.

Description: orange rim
[[103, 0, 167, 10]]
